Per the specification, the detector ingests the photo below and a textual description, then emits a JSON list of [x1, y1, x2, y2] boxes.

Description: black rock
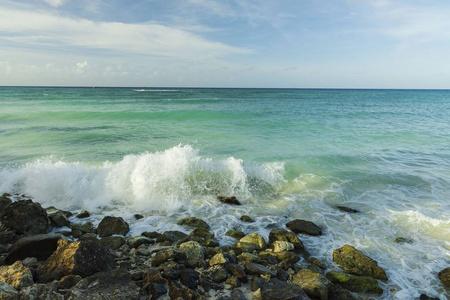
[[217, 196, 241, 205], [336, 206, 359, 213], [180, 268, 199, 289], [286, 219, 322, 236], [0, 200, 50, 235], [97, 216, 130, 237]]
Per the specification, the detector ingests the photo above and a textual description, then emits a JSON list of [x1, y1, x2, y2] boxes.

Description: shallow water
[[0, 87, 449, 298]]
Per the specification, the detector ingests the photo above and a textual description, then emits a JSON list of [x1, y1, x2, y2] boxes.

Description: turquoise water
[[0, 87, 449, 298]]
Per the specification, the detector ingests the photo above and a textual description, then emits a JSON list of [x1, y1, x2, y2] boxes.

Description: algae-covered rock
[[96, 216, 130, 237], [326, 270, 383, 294], [336, 206, 359, 213], [209, 252, 228, 266], [273, 240, 294, 252], [0, 200, 50, 235], [177, 217, 210, 229], [240, 233, 266, 250], [286, 219, 322, 236], [332, 244, 388, 280], [268, 228, 305, 251], [0, 261, 34, 289], [260, 278, 310, 300], [292, 269, 330, 300], [438, 267, 450, 287], [179, 240, 204, 267], [240, 215, 254, 222], [259, 251, 300, 265], [225, 230, 245, 240]]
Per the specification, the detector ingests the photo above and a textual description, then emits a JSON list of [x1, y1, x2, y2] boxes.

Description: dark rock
[[75, 211, 90, 219], [148, 282, 168, 299], [225, 263, 248, 283], [97, 216, 130, 237], [225, 230, 245, 240], [217, 196, 241, 205], [180, 268, 199, 289], [0, 200, 50, 235], [152, 248, 187, 267], [394, 237, 413, 244], [336, 206, 359, 213], [217, 289, 246, 300], [245, 262, 276, 277], [210, 267, 228, 283], [19, 281, 63, 300], [419, 294, 440, 300], [189, 227, 215, 239], [240, 233, 266, 249], [59, 274, 82, 289], [277, 268, 289, 281], [292, 269, 330, 300], [251, 276, 266, 291], [225, 276, 241, 288], [37, 240, 116, 282], [326, 271, 383, 294], [240, 215, 254, 222], [78, 233, 98, 241], [269, 228, 305, 251], [199, 278, 224, 292], [260, 278, 310, 300], [99, 236, 126, 250], [0, 229, 15, 244], [332, 244, 388, 280], [134, 214, 144, 220], [48, 210, 71, 228], [142, 231, 161, 239], [327, 283, 360, 300], [0, 281, 18, 300], [169, 281, 202, 300], [161, 261, 183, 280], [127, 236, 154, 248], [71, 222, 95, 235], [0, 261, 34, 289], [66, 268, 140, 300], [0, 196, 12, 209], [5, 233, 66, 264], [438, 267, 450, 287], [177, 217, 210, 230], [157, 230, 187, 244], [259, 251, 300, 265], [235, 241, 257, 252], [286, 219, 322, 236]]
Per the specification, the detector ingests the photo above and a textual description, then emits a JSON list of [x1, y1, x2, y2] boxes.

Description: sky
[[1, 0, 450, 88]]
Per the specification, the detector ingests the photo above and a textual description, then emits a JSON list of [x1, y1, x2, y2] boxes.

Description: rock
[[240, 233, 266, 250], [71, 222, 95, 235], [0, 196, 12, 209], [37, 240, 116, 282], [142, 231, 161, 239], [419, 294, 440, 300], [210, 267, 228, 283], [168, 281, 201, 299], [18, 282, 63, 300], [240, 215, 254, 222], [156, 230, 187, 244], [273, 240, 294, 252], [48, 211, 71, 228], [127, 236, 154, 248], [260, 278, 310, 300], [269, 229, 305, 251], [209, 253, 228, 266], [148, 282, 168, 299], [199, 277, 224, 292], [0, 200, 50, 235], [332, 245, 388, 280], [225, 230, 245, 240], [5, 233, 66, 264], [326, 271, 383, 294], [134, 214, 144, 220], [438, 267, 450, 287], [75, 211, 90, 219], [217, 289, 246, 300], [78, 233, 97, 241], [22, 257, 37, 267], [65, 268, 140, 300], [327, 284, 360, 300], [292, 269, 330, 300], [99, 236, 126, 250], [336, 206, 359, 213], [177, 217, 210, 230], [151, 248, 187, 267], [160, 261, 183, 280], [0, 280, 19, 299], [238, 252, 260, 264], [0, 261, 34, 289], [217, 196, 241, 205], [394, 237, 413, 244], [96, 216, 130, 237], [179, 240, 204, 267], [259, 251, 300, 265], [286, 219, 322, 236], [189, 227, 215, 239], [235, 241, 257, 252], [245, 262, 276, 277], [0, 229, 15, 244], [60, 274, 82, 289], [225, 263, 248, 283], [180, 268, 199, 289]]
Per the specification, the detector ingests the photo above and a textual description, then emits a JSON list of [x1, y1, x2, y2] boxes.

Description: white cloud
[[43, 0, 66, 8]]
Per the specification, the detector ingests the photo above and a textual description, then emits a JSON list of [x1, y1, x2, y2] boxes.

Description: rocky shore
[[0, 193, 448, 300]]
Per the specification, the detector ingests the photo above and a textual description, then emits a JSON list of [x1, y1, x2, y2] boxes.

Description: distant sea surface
[[0, 87, 449, 298]]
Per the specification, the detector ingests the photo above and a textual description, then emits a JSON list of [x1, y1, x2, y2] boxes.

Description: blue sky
[[1, 0, 450, 88]]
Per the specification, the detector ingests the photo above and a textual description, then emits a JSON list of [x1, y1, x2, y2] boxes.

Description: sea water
[[0, 87, 449, 299]]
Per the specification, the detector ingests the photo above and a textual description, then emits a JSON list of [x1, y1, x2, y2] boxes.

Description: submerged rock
[[217, 196, 241, 205], [336, 206, 360, 213], [394, 237, 413, 244], [326, 271, 383, 294], [5, 233, 66, 264], [0, 200, 50, 235], [438, 267, 450, 287], [96, 216, 130, 237], [177, 217, 210, 230], [0, 261, 34, 289], [286, 219, 322, 236], [240, 215, 254, 222], [332, 244, 388, 280], [37, 240, 116, 282]]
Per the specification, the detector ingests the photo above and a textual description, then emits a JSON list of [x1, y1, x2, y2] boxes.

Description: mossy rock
[[326, 271, 383, 294], [438, 267, 450, 287]]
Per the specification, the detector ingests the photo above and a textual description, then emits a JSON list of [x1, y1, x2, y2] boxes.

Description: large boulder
[[240, 233, 266, 250], [438, 267, 450, 287], [292, 269, 330, 300], [0, 200, 50, 235], [48, 210, 71, 228], [179, 241, 204, 267], [332, 245, 388, 280], [66, 268, 140, 300], [177, 217, 210, 230], [0, 280, 19, 300], [5, 233, 66, 265], [326, 271, 383, 294], [0, 261, 34, 290], [286, 219, 322, 236], [96, 216, 130, 237], [37, 240, 116, 282]]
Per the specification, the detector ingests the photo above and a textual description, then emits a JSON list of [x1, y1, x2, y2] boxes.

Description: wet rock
[[394, 237, 413, 244], [225, 230, 245, 240], [0, 261, 34, 289], [142, 231, 161, 239], [37, 240, 116, 282], [210, 267, 228, 283], [134, 214, 144, 220], [19, 282, 63, 300], [307, 257, 326, 270], [48, 210, 71, 228], [177, 217, 210, 230], [169, 280, 201, 300], [75, 211, 90, 219], [240, 233, 266, 250], [217, 289, 246, 300], [332, 244, 388, 280], [260, 278, 310, 300], [96, 216, 130, 237], [0, 229, 15, 244], [180, 268, 199, 289], [179, 240, 204, 267], [66, 268, 140, 300], [209, 252, 228, 266], [157, 230, 187, 244], [419, 294, 440, 300], [240, 215, 254, 222], [225, 263, 248, 283], [0, 195, 12, 209], [22, 257, 37, 267], [245, 262, 276, 277], [0, 280, 18, 300], [160, 261, 183, 280], [127, 236, 154, 248], [217, 196, 241, 205], [0, 200, 50, 235], [5, 233, 66, 264], [273, 240, 294, 252], [259, 251, 300, 265], [277, 268, 289, 281], [148, 282, 168, 299], [71, 222, 95, 235], [78, 233, 97, 241], [225, 276, 241, 288], [238, 252, 260, 264], [336, 206, 359, 213], [326, 270, 383, 294], [99, 236, 126, 250], [286, 219, 322, 236], [235, 241, 257, 253], [292, 269, 330, 300], [59, 274, 82, 289], [327, 284, 360, 300], [438, 267, 450, 287], [268, 228, 305, 251], [151, 248, 187, 267]]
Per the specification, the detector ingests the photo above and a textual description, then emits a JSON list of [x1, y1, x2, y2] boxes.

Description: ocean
[[0, 87, 449, 298]]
